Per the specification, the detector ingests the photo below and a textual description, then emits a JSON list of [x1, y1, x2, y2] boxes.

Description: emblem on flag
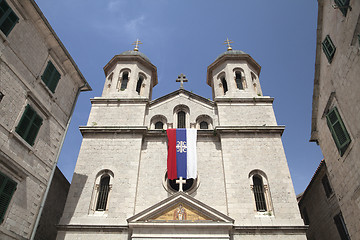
[[167, 129, 197, 180]]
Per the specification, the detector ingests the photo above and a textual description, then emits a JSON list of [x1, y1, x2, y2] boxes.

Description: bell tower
[[101, 40, 157, 100], [207, 40, 262, 100]]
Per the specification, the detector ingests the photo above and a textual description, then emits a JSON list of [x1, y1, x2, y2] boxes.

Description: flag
[[167, 128, 197, 180]]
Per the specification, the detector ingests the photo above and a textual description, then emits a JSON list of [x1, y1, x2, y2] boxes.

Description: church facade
[[57, 45, 306, 239]]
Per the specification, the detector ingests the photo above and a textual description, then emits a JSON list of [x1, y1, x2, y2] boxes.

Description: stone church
[[56, 42, 307, 239]]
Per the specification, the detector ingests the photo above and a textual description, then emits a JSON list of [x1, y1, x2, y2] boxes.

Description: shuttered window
[[0, 172, 17, 223], [15, 105, 43, 146], [322, 35, 336, 63], [96, 175, 110, 211], [41, 61, 61, 93], [0, 0, 18, 36], [334, 0, 350, 16], [334, 212, 351, 240], [326, 107, 351, 156]]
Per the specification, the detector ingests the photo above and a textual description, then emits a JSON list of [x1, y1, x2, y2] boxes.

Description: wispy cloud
[[107, 0, 124, 12], [124, 15, 145, 39]]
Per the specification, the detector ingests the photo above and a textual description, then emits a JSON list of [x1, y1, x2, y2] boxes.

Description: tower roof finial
[[224, 38, 234, 51], [132, 39, 143, 51]]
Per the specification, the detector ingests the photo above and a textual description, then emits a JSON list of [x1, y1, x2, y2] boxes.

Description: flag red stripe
[[167, 129, 177, 180]]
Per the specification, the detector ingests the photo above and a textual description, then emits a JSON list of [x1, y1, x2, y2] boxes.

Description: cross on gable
[[176, 73, 188, 89], [176, 177, 187, 192]]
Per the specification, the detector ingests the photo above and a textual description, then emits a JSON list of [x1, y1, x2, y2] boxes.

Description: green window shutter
[[0, 0, 19, 36], [326, 107, 351, 156], [334, 0, 350, 17], [0, 172, 17, 223], [15, 104, 43, 146], [322, 35, 336, 63], [41, 61, 61, 93]]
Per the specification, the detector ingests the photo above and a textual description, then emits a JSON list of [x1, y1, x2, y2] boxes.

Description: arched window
[[120, 72, 129, 90], [163, 172, 199, 194], [235, 72, 243, 90], [155, 121, 164, 129], [249, 170, 272, 214], [177, 111, 186, 128], [96, 175, 110, 211], [221, 77, 228, 94], [252, 175, 267, 212], [136, 75, 144, 94], [200, 121, 208, 129]]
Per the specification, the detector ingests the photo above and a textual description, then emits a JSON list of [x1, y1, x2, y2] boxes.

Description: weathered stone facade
[[0, 0, 90, 239], [310, 0, 360, 239], [57, 48, 306, 239], [298, 160, 342, 240]]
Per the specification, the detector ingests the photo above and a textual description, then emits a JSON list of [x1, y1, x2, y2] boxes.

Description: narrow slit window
[[334, 212, 351, 240], [96, 175, 110, 211], [334, 0, 350, 16], [136, 76, 143, 94], [177, 111, 185, 128], [322, 174, 333, 198], [253, 175, 267, 212], [120, 72, 129, 90], [221, 77, 228, 94], [235, 72, 243, 89]]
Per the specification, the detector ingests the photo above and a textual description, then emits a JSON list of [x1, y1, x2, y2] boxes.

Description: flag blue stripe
[[176, 129, 187, 178]]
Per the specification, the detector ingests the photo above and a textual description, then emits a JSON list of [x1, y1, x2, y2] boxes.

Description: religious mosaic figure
[[173, 204, 187, 220]]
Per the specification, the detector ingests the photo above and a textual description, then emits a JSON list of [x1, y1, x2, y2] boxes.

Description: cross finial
[[132, 39, 142, 51], [224, 38, 234, 51], [176, 177, 187, 192], [176, 73, 188, 89]]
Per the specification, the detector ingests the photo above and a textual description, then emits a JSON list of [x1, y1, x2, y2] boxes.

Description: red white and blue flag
[[167, 128, 197, 180]]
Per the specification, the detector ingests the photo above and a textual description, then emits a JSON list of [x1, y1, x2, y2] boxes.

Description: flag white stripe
[[186, 129, 197, 179]]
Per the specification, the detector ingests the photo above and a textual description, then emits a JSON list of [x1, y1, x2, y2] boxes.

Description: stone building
[[310, 0, 359, 239], [0, 0, 91, 239], [298, 160, 348, 240], [57, 44, 306, 240]]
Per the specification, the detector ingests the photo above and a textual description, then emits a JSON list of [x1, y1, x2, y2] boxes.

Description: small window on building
[[235, 72, 244, 90], [0, 171, 17, 223], [41, 61, 61, 93], [165, 172, 196, 193], [322, 174, 333, 198], [120, 72, 129, 91], [15, 104, 43, 146], [302, 207, 310, 225], [322, 35, 336, 63], [221, 77, 228, 94], [0, 0, 19, 36], [155, 121, 163, 129], [334, 0, 350, 17], [96, 175, 110, 211], [177, 111, 185, 128], [136, 75, 144, 94], [199, 121, 208, 129], [253, 175, 267, 212], [326, 107, 351, 156], [334, 212, 351, 240]]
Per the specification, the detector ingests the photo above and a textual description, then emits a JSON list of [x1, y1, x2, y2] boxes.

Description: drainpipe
[[29, 83, 89, 240]]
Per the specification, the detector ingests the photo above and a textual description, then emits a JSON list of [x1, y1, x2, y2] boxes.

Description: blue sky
[[36, 0, 323, 194]]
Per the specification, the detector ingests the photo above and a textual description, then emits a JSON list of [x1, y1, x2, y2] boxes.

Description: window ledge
[[0, 30, 9, 46], [9, 130, 35, 153], [255, 211, 274, 217]]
